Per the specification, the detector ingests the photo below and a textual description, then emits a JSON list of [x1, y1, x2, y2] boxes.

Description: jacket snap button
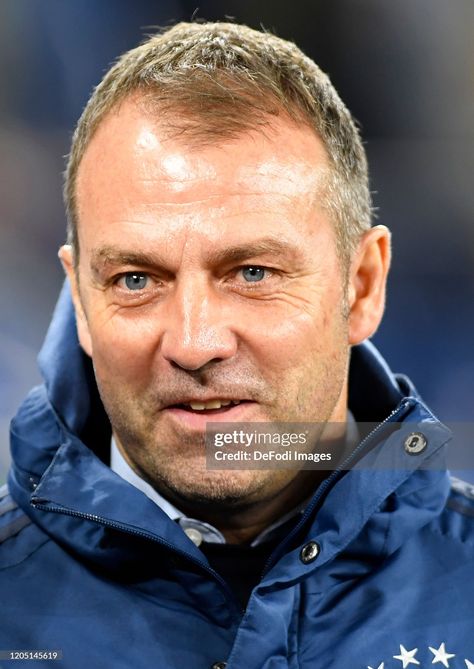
[[404, 432, 427, 455], [211, 663, 227, 669], [300, 541, 320, 564]]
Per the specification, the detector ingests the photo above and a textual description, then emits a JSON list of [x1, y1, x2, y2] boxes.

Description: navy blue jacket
[[2, 283, 474, 669]]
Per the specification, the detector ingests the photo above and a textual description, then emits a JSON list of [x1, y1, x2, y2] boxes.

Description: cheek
[[88, 314, 158, 387], [248, 307, 328, 374], [247, 278, 346, 373]]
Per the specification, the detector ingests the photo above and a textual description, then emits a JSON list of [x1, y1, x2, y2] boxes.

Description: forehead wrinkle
[[132, 191, 314, 218], [134, 188, 301, 201]]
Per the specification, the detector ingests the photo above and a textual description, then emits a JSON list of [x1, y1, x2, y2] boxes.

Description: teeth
[[187, 399, 239, 411], [189, 402, 206, 410]]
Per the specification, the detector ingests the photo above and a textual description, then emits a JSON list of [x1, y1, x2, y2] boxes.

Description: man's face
[[68, 99, 353, 510]]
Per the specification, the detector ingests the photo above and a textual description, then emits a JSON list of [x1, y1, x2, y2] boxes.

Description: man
[[2, 21, 473, 669]]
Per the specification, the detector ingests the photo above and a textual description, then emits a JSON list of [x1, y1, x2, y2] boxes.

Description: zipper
[[30, 498, 243, 615], [261, 398, 412, 575]]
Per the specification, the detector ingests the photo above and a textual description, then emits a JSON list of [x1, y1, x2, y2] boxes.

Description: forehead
[[75, 98, 333, 253], [79, 97, 328, 194]]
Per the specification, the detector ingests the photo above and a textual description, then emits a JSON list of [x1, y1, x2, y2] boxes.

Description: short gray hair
[[64, 21, 372, 266]]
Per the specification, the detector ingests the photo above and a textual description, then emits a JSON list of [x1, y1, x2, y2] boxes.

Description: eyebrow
[[90, 247, 165, 274], [90, 237, 306, 275], [205, 238, 306, 267]]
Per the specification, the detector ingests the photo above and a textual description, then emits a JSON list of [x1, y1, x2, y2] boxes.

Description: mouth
[[173, 399, 245, 413], [163, 398, 256, 427]]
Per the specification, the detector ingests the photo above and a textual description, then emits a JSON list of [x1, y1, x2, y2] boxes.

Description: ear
[[58, 245, 93, 357], [347, 225, 391, 345]]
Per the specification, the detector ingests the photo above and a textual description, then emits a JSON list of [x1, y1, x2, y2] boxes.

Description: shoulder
[[0, 483, 48, 569], [432, 476, 474, 547], [446, 477, 474, 519], [0, 484, 31, 541]]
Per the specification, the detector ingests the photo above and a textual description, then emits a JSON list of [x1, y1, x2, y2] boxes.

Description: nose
[[160, 276, 238, 371]]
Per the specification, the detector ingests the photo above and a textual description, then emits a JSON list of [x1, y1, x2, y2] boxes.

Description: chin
[[153, 467, 272, 511]]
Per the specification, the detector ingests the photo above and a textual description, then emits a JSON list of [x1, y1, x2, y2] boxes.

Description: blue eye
[[123, 273, 148, 290], [241, 266, 266, 282]]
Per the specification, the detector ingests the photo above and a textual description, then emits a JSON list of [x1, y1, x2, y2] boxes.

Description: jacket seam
[[0, 498, 18, 517], [0, 535, 50, 571], [0, 514, 31, 544]]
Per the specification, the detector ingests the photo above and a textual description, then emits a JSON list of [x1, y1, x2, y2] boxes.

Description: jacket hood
[[8, 281, 452, 580]]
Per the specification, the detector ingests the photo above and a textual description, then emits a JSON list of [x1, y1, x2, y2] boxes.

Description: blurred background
[[1, 0, 473, 483]]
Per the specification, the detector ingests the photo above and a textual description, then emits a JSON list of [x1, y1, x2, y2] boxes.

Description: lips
[[163, 398, 256, 428], [178, 399, 242, 411]]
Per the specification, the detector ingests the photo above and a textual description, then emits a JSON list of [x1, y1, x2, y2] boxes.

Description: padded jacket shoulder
[[0, 483, 48, 570]]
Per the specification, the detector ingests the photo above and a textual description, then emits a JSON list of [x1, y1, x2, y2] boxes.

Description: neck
[[175, 469, 327, 544]]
